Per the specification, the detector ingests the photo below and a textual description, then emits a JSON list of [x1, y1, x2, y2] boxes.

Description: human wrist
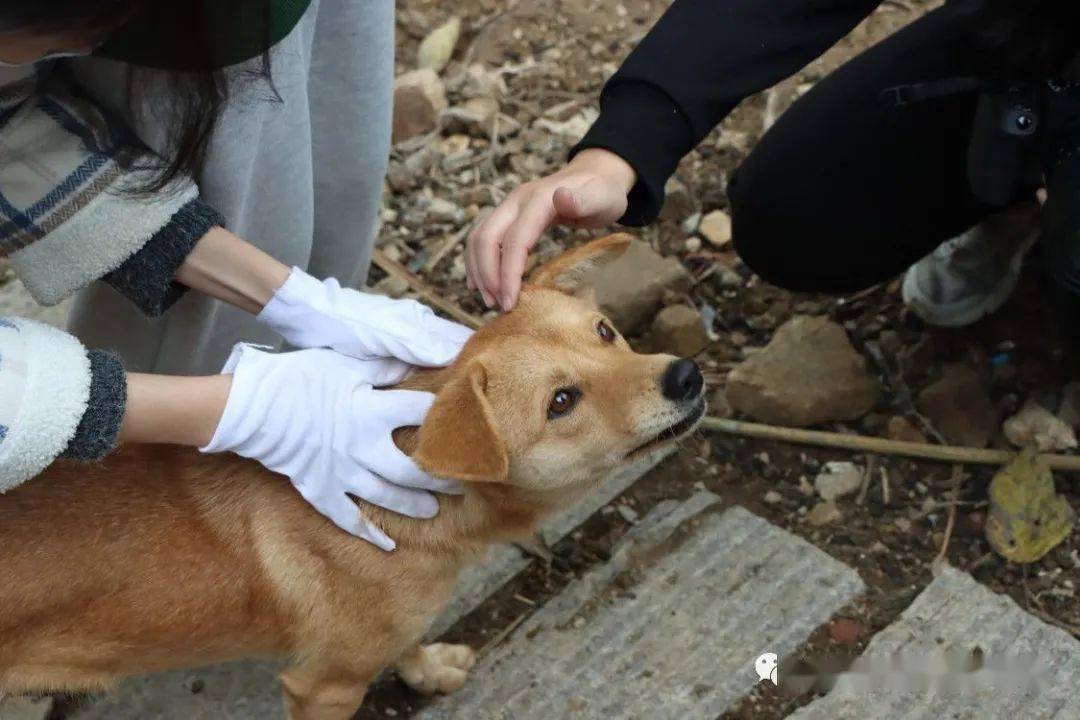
[[176, 226, 292, 315], [119, 373, 233, 448], [59, 350, 127, 461], [571, 148, 636, 194]]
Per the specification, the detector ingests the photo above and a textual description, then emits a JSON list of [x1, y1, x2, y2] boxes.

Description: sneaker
[[902, 206, 1040, 327]]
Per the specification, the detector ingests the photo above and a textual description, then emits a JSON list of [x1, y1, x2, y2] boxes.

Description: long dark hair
[[976, 0, 1080, 78], [0, 1, 275, 194]]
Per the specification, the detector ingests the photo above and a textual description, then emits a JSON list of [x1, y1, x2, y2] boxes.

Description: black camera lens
[[1004, 106, 1038, 136]]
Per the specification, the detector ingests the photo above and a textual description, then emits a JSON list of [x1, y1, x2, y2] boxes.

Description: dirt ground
[[346, 0, 1080, 717]]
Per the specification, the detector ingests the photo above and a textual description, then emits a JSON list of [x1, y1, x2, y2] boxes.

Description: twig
[[372, 248, 483, 330], [881, 466, 891, 505], [1025, 605, 1080, 639], [423, 226, 471, 273], [701, 416, 1080, 472], [857, 455, 875, 505], [933, 465, 965, 566], [478, 611, 529, 659]]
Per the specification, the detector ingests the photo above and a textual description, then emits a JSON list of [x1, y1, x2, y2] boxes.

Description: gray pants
[[67, 0, 394, 375]]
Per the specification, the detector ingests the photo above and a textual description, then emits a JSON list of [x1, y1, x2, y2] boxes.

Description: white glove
[[200, 344, 458, 550], [258, 267, 473, 367]]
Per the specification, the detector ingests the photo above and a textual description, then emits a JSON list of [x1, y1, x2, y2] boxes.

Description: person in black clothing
[[466, 0, 1080, 356]]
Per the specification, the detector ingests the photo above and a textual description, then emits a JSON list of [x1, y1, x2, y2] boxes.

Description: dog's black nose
[[661, 359, 704, 401]]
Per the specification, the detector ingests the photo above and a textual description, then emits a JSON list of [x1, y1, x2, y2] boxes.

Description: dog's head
[[414, 234, 706, 492]]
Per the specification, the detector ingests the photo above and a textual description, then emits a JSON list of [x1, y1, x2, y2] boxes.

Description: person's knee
[[729, 164, 882, 296], [729, 167, 832, 293]]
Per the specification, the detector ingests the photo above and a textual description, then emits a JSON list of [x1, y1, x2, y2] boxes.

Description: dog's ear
[[529, 233, 632, 294], [414, 362, 508, 483]]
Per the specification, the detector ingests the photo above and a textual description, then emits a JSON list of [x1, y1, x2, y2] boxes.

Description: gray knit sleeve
[[103, 198, 225, 317], [59, 350, 127, 461]]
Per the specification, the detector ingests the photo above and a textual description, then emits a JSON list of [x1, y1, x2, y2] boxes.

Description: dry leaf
[[986, 449, 1075, 563]]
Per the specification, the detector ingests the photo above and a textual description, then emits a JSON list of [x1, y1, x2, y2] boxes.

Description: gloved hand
[[201, 344, 458, 550], [258, 267, 473, 367]]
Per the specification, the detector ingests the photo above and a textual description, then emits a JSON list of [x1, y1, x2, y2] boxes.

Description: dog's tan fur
[[0, 235, 704, 719]]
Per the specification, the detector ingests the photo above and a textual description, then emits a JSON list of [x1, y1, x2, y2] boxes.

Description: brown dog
[[0, 235, 706, 719]]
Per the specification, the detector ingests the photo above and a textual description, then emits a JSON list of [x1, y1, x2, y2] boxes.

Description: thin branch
[[372, 248, 483, 330], [702, 416, 1080, 472]]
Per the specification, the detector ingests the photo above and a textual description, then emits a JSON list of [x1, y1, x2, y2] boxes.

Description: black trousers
[[728, 3, 1046, 295]]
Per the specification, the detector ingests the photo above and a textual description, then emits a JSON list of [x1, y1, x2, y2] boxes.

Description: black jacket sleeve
[[571, 0, 883, 225]]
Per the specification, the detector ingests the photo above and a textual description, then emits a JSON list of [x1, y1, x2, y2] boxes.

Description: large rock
[[651, 305, 709, 358], [583, 239, 691, 334], [916, 361, 996, 448], [725, 316, 881, 427], [392, 69, 447, 143]]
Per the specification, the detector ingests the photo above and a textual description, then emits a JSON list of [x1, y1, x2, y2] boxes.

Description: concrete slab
[[428, 449, 670, 638], [71, 450, 671, 719], [418, 500, 866, 720], [789, 565, 1080, 720]]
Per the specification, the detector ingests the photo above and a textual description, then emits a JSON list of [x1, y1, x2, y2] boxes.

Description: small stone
[[884, 416, 927, 444], [534, 110, 595, 140], [894, 518, 912, 533], [659, 177, 696, 221], [381, 243, 404, 263], [184, 676, 205, 694], [1004, 400, 1079, 452], [807, 501, 842, 526], [813, 462, 863, 502], [683, 236, 702, 253], [572, 616, 587, 629], [827, 617, 863, 646], [392, 68, 447, 143], [797, 476, 815, 496], [442, 96, 500, 137], [763, 490, 783, 504], [698, 210, 732, 246], [652, 305, 709, 358], [616, 504, 639, 523], [374, 275, 409, 298], [449, 254, 467, 282], [385, 708, 399, 717], [917, 361, 997, 448], [417, 16, 461, 72], [584, 238, 692, 334], [726, 316, 881, 427], [682, 212, 702, 234], [426, 197, 465, 224]]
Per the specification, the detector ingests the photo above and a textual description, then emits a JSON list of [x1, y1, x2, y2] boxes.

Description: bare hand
[[466, 148, 635, 310]]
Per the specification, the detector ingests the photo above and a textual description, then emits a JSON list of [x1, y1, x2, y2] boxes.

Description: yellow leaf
[[986, 449, 1075, 563], [417, 17, 461, 73]]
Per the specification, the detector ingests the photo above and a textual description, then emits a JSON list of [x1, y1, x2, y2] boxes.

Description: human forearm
[[118, 372, 233, 447], [574, 0, 881, 224], [175, 225, 291, 315]]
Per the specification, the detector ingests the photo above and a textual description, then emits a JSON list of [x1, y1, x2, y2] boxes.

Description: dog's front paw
[[396, 643, 477, 695]]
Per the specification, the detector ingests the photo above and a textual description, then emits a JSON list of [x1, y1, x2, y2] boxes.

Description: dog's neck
[[366, 367, 567, 556]]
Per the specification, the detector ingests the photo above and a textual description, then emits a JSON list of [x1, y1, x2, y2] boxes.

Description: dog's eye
[[596, 320, 616, 343], [548, 387, 580, 419]]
